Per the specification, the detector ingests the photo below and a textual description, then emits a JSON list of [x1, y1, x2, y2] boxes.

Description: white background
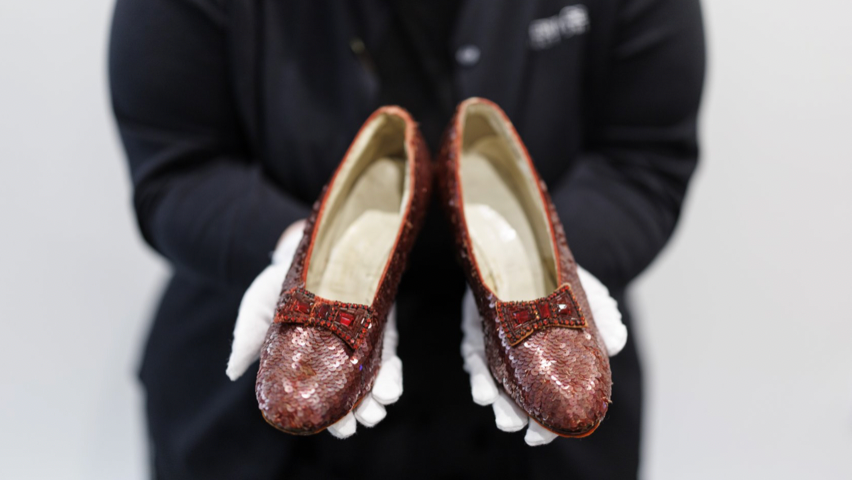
[[0, 1, 850, 479]]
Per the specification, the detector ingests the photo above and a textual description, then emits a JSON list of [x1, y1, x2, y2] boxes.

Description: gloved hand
[[461, 265, 628, 446], [225, 220, 404, 438]]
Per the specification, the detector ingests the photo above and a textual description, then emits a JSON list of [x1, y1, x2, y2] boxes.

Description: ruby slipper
[[255, 106, 431, 435], [437, 98, 612, 437]]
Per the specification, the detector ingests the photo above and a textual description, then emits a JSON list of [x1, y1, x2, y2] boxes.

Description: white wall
[[634, 1, 852, 478], [0, 2, 165, 479], [0, 1, 849, 479]]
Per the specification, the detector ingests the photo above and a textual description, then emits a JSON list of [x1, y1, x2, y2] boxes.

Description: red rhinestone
[[538, 303, 552, 319], [338, 311, 355, 327], [513, 309, 532, 324], [315, 303, 331, 318], [292, 299, 311, 314], [557, 302, 573, 316]]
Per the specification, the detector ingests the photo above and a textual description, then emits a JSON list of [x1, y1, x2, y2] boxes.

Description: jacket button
[[455, 45, 480, 67]]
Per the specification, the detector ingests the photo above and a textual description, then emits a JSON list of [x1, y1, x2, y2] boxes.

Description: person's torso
[[224, 0, 618, 204], [141, 5, 641, 477]]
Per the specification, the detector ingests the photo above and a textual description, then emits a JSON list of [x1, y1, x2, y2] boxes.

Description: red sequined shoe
[[437, 98, 612, 437], [256, 106, 431, 435]]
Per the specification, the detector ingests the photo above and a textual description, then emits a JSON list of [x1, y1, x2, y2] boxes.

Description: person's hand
[[461, 265, 628, 446], [225, 220, 404, 438]]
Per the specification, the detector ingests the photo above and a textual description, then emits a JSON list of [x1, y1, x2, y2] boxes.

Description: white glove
[[461, 265, 628, 446], [225, 220, 404, 439]]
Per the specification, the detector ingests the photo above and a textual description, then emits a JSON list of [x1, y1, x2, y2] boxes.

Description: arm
[[552, 0, 706, 290], [109, 0, 310, 287]]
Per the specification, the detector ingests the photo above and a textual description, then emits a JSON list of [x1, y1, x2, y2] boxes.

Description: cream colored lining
[[306, 112, 409, 305], [460, 104, 558, 301], [314, 208, 400, 304], [466, 204, 541, 301]]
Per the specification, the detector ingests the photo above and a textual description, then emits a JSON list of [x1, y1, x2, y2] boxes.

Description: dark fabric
[[109, 0, 705, 478], [368, 0, 461, 147]]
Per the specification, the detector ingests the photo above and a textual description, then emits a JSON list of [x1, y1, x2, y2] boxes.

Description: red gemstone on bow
[[338, 311, 355, 327], [315, 303, 330, 319], [292, 299, 311, 314], [538, 303, 552, 319], [513, 309, 532, 324], [557, 302, 573, 316]]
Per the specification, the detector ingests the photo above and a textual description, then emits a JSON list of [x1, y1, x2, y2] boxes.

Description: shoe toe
[[511, 327, 611, 436], [255, 323, 361, 435]]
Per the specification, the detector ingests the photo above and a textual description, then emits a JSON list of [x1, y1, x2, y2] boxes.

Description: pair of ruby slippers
[[255, 98, 612, 438]]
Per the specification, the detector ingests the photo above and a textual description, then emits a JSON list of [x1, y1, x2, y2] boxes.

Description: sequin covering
[[437, 98, 612, 437], [256, 107, 432, 435]]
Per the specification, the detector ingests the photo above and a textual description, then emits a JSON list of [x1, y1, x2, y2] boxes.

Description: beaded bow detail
[[274, 288, 373, 350], [496, 283, 587, 346]]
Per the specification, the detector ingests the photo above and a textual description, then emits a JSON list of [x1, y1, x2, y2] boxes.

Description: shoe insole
[[315, 210, 399, 304], [461, 137, 551, 301], [466, 204, 540, 301], [311, 157, 405, 305]]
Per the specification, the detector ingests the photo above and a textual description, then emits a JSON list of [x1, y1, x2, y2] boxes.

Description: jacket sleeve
[[551, 0, 706, 290], [109, 0, 310, 288]]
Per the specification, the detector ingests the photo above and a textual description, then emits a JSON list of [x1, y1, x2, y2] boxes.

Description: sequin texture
[[437, 98, 612, 437], [256, 106, 432, 435]]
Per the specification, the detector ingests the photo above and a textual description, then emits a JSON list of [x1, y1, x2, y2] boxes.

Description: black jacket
[[109, 1, 704, 478]]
